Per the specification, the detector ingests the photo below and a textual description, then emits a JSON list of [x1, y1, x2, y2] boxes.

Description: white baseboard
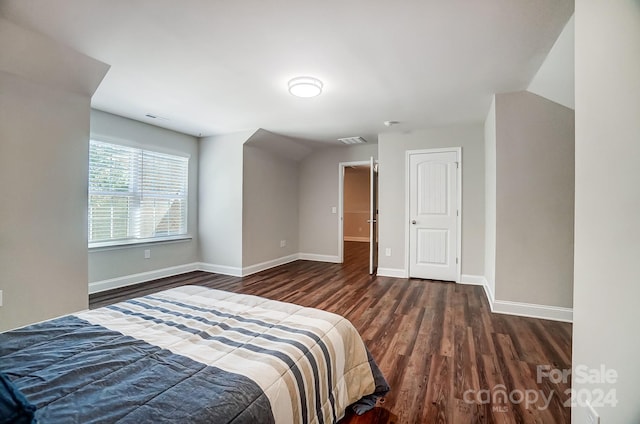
[[459, 274, 571, 322], [297, 253, 341, 263], [492, 300, 573, 323], [460, 274, 495, 307], [377, 267, 408, 278], [88, 259, 573, 323], [460, 274, 486, 286], [89, 262, 200, 294], [242, 254, 299, 276], [198, 262, 243, 277], [484, 279, 496, 307], [343, 236, 369, 242], [89, 254, 335, 294]]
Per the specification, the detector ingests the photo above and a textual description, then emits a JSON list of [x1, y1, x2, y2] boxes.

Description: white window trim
[[89, 234, 193, 251]]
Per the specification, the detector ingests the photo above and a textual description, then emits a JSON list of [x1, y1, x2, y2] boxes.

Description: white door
[[408, 150, 459, 281]]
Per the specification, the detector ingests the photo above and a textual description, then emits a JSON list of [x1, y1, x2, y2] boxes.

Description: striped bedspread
[[0, 285, 389, 423]]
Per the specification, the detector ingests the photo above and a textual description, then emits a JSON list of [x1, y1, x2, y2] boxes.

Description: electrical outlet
[[586, 401, 600, 424], [280, 240, 286, 248], [144, 249, 151, 259], [385, 248, 391, 257], [331, 206, 337, 214]]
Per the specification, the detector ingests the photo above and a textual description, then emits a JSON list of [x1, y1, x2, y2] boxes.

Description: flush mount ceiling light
[[288, 76, 323, 98]]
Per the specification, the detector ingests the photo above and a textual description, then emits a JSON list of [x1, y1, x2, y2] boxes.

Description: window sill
[[89, 235, 193, 252]]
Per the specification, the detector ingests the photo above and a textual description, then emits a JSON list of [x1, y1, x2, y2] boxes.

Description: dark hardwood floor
[[90, 241, 572, 424]]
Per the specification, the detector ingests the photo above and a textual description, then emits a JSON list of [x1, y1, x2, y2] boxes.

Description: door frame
[[369, 156, 379, 275], [404, 147, 462, 282], [338, 160, 371, 263]]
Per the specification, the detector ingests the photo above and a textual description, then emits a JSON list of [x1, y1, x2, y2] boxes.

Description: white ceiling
[[0, 0, 573, 144]]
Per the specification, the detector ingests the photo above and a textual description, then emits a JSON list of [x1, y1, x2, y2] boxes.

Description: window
[[88, 139, 189, 247]]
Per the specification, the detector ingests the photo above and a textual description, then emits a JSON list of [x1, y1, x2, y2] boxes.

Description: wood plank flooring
[[90, 242, 572, 424]]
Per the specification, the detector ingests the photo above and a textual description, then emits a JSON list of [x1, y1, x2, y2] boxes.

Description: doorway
[[338, 158, 378, 274]]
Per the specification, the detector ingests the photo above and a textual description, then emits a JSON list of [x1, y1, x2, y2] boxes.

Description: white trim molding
[[460, 274, 486, 286], [241, 254, 299, 277], [88, 260, 573, 323], [89, 254, 338, 294], [89, 262, 200, 294], [298, 253, 341, 263], [492, 300, 573, 323], [459, 275, 495, 308], [459, 274, 572, 322], [377, 268, 408, 278], [198, 262, 243, 277]]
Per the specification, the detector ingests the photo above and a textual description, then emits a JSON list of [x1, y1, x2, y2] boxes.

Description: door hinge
[[455, 161, 459, 168], [456, 209, 459, 217], [456, 257, 459, 264]]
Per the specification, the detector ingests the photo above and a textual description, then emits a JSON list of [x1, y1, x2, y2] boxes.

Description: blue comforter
[[0, 286, 389, 423]]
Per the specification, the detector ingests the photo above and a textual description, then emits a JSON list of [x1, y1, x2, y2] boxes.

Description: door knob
[[411, 220, 417, 225]]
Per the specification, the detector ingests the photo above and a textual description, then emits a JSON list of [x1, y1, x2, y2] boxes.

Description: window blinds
[[88, 140, 189, 246]]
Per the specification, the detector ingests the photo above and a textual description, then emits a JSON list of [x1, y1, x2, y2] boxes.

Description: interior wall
[[242, 144, 299, 267], [377, 125, 485, 276], [573, 1, 640, 422], [494, 91, 574, 308], [343, 167, 370, 241], [0, 18, 108, 331], [88, 110, 200, 283], [199, 130, 254, 269], [298, 144, 378, 259], [484, 97, 497, 299]]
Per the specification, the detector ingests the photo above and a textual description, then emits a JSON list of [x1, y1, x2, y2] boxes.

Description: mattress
[[0, 285, 389, 423]]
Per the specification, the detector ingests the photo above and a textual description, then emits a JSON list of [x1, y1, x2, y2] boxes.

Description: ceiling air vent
[[145, 113, 169, 121], [338, 136, 367, 145]]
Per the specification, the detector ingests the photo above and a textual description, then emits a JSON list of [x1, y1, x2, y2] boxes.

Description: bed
[[0, 285, 389, 423]]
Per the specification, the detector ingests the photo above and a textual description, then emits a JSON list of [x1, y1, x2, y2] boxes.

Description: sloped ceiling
[[528, 15, 575, 110], [244, 129, 315, 162]]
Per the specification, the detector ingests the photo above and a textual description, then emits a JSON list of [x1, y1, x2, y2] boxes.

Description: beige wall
[[573, 2, 640, 422], [298, 144, 378, 258], [494, 91, 574, 308], [378, 125, 485, 276], [88, 110, 200, 284], [0, 18, 108, 331], [242, 145, 299, 266], [343, 167, 370, 241], [199, 131, 253, 269]]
